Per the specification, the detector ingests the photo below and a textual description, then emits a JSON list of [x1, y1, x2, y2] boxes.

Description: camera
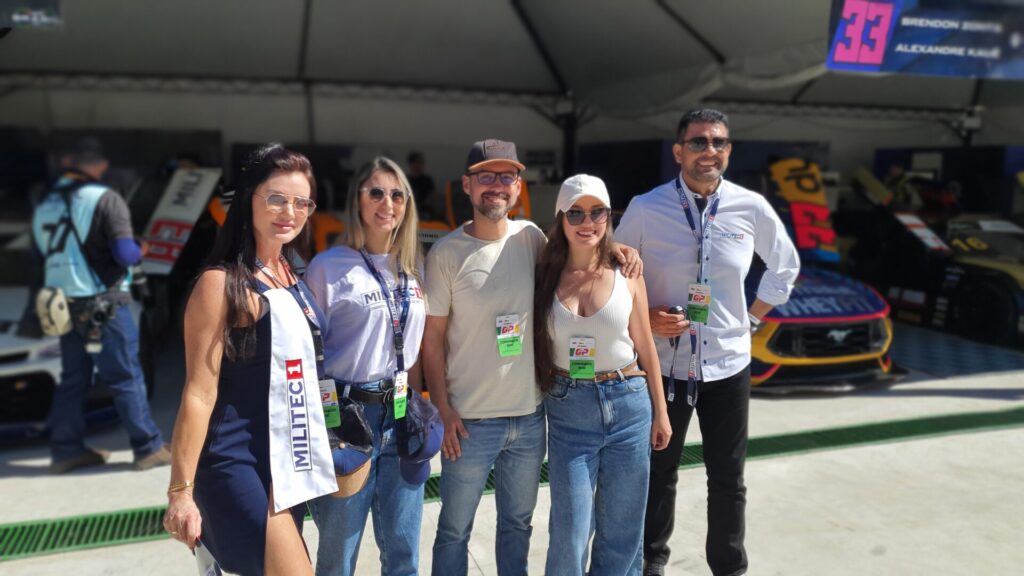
[[668, 305, 686, 348], [85, 297, 113, 326], [75, 297, 114, 353]]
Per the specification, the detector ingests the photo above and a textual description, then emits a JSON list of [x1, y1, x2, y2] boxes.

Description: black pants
[[643, 366, 750, 576]]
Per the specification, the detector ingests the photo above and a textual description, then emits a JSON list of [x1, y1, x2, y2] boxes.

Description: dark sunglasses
[[564, 207, 610, 226], [362, 187, 407, 204], [681, 137, 731, 153], [468, 171, 520, 186]]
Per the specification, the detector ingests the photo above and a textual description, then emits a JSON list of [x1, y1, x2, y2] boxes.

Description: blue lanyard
[[359, 249, 410, 373], [673, 176, 720, 278], [670, 177, 720, 406]]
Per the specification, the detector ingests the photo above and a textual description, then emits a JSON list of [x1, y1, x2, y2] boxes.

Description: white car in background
[[0, 265, 120, 443]]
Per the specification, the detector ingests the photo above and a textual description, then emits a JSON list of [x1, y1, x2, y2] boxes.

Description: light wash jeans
[[544, 374, 652, 576], [431, 405, 546, 576], [308, 381, 424, 576]]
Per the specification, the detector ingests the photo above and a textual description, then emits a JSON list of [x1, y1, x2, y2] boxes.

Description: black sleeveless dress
[[193, 280, 324, 575]]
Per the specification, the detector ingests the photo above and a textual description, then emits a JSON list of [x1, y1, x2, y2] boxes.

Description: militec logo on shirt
[[717, 231, 745, 240], [361, 285, 424, 308]]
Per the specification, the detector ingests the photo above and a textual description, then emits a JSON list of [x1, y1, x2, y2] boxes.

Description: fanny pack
[[35, 287, 73, 337]]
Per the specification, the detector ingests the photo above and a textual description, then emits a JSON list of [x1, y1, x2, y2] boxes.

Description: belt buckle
[[382, 388, 395, 404]]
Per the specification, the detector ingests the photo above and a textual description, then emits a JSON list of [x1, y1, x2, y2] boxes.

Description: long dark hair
[[204, 143, 316, 360], [532, 212, 615, 392]]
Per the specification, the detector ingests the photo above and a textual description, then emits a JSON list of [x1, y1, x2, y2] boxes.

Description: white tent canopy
[[3, 0, 1024, 176]]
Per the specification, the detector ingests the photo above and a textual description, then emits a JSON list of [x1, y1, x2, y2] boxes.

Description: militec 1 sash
[[265, 288, 336, 512]]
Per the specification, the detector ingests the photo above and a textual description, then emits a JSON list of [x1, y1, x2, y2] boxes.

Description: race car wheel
[[953, 278, 1017, 345]]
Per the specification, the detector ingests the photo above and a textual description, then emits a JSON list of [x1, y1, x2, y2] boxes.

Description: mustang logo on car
[[827, 329, 853, 344]]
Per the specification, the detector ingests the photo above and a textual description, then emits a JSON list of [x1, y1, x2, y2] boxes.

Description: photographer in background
[[32, 137, 170, 474]]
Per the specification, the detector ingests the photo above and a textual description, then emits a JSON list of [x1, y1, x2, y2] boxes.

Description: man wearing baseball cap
[[423, 139, 641, 575]]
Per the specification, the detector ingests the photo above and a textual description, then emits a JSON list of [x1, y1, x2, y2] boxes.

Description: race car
[[748, 267, 897, 393], [748, 158, 899, 393], [845, 168, 1024, 348], [884, 214, 1024, 347]]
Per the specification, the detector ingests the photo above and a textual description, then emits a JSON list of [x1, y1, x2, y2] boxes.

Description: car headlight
[[870, 319, 890, 351]]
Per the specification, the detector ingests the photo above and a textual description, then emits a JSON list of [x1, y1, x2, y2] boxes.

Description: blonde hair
[[342, 157, 422, 280]]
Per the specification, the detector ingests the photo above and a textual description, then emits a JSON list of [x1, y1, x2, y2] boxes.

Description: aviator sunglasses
[[256, 192, 316, 214], [681, 137, 731, 153], [564, 207, 610, 226], [362, 186, 407, 204]]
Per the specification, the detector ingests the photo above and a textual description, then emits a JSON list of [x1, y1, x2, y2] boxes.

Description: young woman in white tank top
[[533, 175, 671, 576]]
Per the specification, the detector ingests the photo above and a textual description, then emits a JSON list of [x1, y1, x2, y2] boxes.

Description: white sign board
[[141, 168, 221, 275]]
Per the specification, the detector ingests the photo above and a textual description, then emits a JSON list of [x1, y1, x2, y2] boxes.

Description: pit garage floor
[[2, 322, 1023, 576]]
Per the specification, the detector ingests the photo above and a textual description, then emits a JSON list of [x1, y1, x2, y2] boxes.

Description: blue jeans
[[431, 405, 546, 576], [50, 303, 164, 462], [545, 375, 652, 576], [309, 381, 424, 576]]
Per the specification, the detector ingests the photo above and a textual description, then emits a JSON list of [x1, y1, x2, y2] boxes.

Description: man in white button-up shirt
[[616, 109, 800, 576]]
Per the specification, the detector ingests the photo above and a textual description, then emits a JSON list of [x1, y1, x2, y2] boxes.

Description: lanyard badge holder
[[256, 257, 338, 426], [496, 314, 523, 357], [668, 177, 720, 407], [568, 337, 596, 379], [360, 249, 411, 419]]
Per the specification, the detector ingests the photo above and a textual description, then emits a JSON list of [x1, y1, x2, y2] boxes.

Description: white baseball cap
[[555, 174, 611, 216]]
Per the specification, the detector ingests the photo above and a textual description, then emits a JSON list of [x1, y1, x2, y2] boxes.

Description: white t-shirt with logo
[[424, 219, 546, 419], [305, 245, 426, 384]]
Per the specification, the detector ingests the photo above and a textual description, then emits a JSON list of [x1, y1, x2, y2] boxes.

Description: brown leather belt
[[552, 361, 647, 382]]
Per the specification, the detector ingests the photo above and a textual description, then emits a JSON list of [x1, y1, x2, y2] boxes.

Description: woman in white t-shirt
[[533, 174, 672, 576], [305, 157, 427, 575]]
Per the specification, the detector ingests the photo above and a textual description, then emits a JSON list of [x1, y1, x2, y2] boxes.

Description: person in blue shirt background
[[32, 137, 170, 474]]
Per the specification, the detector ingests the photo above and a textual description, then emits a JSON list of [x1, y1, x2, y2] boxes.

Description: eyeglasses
[[256, 192, 316, 214], [681, 137, 731, 153], [362, 187, 407, 204], [564, 207, 610, 226], [468, 171, 520, 186]]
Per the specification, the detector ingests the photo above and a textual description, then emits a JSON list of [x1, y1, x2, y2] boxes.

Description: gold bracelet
[[167, 480, 195, 493]]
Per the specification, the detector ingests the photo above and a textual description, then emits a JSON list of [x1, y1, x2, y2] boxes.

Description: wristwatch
[[748, 312, 762, 334]]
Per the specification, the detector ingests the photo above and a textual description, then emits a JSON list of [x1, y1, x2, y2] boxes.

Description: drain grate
[[3, 406, 1022, 562], [1, 507, 166, 561]]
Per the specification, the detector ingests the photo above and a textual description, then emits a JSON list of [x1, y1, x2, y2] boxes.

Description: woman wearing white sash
[[305, 157, 428, 576], [163, 144, 336, 575]]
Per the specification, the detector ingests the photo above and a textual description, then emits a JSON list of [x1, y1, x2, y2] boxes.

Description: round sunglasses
[[564, 207, 610, 226], [362, 186, 407, 204]]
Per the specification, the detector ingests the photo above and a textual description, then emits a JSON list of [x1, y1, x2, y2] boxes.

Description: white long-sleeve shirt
[[615, 175, 800, 381]]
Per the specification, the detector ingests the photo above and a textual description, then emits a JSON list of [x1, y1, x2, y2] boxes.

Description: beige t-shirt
[[424, 219, 546, 418]]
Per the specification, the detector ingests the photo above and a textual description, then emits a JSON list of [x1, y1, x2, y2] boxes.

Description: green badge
[[393, 371, 409, 419], [498, 336, 523, 357], [687, 283, 712, 324], [319, 378, 341, 428], [568, 337, 597, 379], [569, 358, 596, 379], [496, 313, 523, 357]]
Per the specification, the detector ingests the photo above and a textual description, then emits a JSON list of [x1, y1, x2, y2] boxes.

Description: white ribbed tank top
[[550, 268, 635, 372]]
